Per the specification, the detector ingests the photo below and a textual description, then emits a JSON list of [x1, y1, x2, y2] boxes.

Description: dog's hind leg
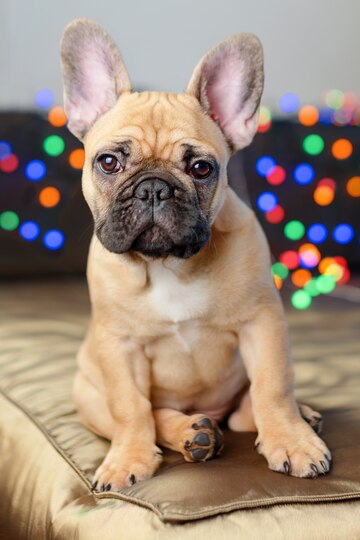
[[153, 408, 224, 462]]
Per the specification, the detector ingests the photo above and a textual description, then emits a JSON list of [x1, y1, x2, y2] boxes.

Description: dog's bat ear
[[60, 18, 131, 140], [186, 34, 264, 153]]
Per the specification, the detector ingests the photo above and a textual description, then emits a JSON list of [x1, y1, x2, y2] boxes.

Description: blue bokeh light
[[43, 230, 65, 250], [35, 88, 54, 109], [19, 221, 40, 241], [319, 107, 335, 125], [256, 156, 276, 177], [279, 93, 300, 114], [25, 160, 46, 181], [333, 224, 354, 244], [0, 141, 12, 160], [294, 163, 315, 185], [257, 192, 278, 212], [307, 223, 328, 244]]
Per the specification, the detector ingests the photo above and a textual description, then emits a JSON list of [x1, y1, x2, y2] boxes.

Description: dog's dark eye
[[98, 154, 122, 174], [189, 161, 213, 179]]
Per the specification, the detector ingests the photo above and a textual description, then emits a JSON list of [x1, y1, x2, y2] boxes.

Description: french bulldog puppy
[[61, 18, 331, 492]]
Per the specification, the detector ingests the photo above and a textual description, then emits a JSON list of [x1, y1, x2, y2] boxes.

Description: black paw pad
[[194, 432, 211, 446], [192, 417, 212, 430], [189, 448, 208, 460]]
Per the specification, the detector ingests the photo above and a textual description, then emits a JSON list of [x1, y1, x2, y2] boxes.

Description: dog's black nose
[[134, 179, 174, 202]]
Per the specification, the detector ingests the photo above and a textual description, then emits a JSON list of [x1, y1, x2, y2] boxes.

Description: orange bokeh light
[[69, 148, 85, 169], [39, 186, 61, 208], [313, 185, 335, 206], [48, 106, 67, 127], [346, 176, 360, 197], [273, 275, 282, 289], [319, 257, 335, 274], [291, 269, 312, 288], [298, 105, 319, 126], [331, 138, 353, 160]]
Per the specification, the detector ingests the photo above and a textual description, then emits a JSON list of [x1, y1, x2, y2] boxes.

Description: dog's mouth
[[131, 224, 208, 259]]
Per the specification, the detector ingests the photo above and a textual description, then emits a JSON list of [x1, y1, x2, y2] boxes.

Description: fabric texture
[[0, 279, 359, 539]]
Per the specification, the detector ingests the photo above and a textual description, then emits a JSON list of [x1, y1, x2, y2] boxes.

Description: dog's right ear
[[60, 18, 131, 140]]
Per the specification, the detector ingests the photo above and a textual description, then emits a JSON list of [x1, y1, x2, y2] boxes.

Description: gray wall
[[1, 0, 359, 110]]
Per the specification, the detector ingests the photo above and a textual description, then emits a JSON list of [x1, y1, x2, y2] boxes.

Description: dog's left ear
[[186, 34, 264, 152], [60, 18, 131, 140]]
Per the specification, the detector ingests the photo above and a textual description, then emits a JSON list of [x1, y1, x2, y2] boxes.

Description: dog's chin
[[131, 225, 208, 259], [97, 224, 209, 259]]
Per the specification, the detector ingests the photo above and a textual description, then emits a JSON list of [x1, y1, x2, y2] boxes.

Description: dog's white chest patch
[[147, 261, 208, 323]]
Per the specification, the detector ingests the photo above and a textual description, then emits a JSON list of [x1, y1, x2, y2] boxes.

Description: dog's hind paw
[[181, 415, 224, 462]]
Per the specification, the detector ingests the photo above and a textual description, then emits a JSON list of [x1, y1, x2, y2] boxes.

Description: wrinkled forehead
[[84, 91, 229, 163]]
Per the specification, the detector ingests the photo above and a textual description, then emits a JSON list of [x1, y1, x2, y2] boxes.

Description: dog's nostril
[[134, 178, 174, 201]]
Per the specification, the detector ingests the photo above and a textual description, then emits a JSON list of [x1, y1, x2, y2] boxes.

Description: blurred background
[[1, 0, 359, 312]]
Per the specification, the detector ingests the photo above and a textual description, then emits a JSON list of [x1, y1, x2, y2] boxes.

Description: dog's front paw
[[180, 415, 224, 462], [91, 445, 163, 492], [256, 420, 332, 478]]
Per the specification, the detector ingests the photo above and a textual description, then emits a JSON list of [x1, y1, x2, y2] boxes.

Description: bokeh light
[[43, 230, 65, 250], [346, 176, 360, 197], [316, 274, 336, 294], [333, 224, 354, 244], [43, 135, 65, 157], [302, 134, 324, 155], [280, 250, 299, 270], [298, 105, 319, 126], [258, 106, 272, 133], [294, 163, 315, 184], [265, 205, 284, 224], [48, 107, 67, 128], [39, 187, 61, 208], [0, 211, 19, 231], [307, 223, 328, 244], [325, 89, 345, 110], [279, 93, 300, 114], [0, 154, 19, 173], [284, 220, 305, 240], [272, 262, 289, 280], [304, 278, 320, 296], [69, 148, 85, 169], [35, 88, 54, 109], [331, 138, 353, 160], [256, 156, 276, 176], [291, 290, 312, 310], [318, 178, 336, 190], [291, 269, 312, 287], [273, 275, 282, 289], [313, 185, 334, 206], [266, 165, 286, 185], [257, 192, 278, 212], [0, 141, 12, 160], [298, 243, 321, 268], [25, 160, 46, 181], [19, 221, 40, 241]]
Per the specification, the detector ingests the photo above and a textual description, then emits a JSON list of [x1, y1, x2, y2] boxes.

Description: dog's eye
[[189, 161, 213, 179], [98, 154, 122, 174]]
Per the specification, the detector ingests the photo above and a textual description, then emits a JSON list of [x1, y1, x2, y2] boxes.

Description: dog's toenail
[[325, 453, 332, 462], [283, 461, 289, 474], [105, 483, 111, 491], [320, 460, 328, 472], [192, 423, 199, 430], [254, 441, 260, 449], [190, 448, 208, 460], [310, 463, 318, 475], [184, 440, 191, 449], [91, 480, 98, 491], [313, 416, 322, 421], [101, 483, 106, 491], [129, 474, 136, 485], [194, 433, 210, 446]]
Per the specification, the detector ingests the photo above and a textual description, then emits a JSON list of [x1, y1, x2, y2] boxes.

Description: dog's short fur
[[61, 19, 331, 491]]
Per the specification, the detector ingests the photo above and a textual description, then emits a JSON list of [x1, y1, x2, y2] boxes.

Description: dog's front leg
[[91, 335, 162, 492], [237, 297, 332, 478]]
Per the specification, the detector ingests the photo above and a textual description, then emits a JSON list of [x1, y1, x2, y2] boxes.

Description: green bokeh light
[[304, 278, 320, 297], [0, 211, 19, 231], [325, 89, 344, 110], [291, 290, 312, 310], [316, 274, 336, 294], [303, 134, 325, 155], [284, 220, 305, 241], [43, 135, 65, 156], [271, 262, 289, 280]]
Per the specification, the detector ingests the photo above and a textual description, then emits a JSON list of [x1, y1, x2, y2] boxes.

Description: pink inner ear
[[205, 51, 246, 132]]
